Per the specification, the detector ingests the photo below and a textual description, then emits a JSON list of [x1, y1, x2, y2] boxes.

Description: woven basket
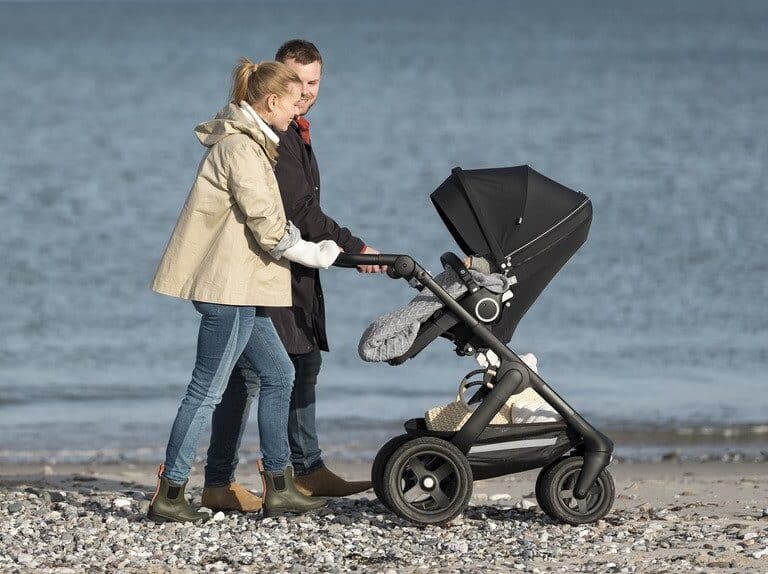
[[425, 370, 509, 432], [424, 354, 559, 431]]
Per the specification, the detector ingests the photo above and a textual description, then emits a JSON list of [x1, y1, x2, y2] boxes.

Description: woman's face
[[269, 83, 302, 131]]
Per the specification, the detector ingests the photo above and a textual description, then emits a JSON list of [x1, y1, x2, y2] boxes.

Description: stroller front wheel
[[537, 455, 615, 525], [382, 437, 473, 526], [535, 457, 566, 517]]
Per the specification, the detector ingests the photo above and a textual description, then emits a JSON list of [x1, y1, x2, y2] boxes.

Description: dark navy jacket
[[267, 121, 365, 354]]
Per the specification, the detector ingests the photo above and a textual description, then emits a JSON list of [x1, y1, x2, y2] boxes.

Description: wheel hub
[[421, 476, 436, 490]]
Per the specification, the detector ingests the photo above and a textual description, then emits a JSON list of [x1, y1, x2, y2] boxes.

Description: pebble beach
[[2, 1, 768, 573], [2, 461, 767, 573]]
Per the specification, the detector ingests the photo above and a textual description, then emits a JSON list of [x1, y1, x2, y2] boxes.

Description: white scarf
[[238, 101, 279, 145]]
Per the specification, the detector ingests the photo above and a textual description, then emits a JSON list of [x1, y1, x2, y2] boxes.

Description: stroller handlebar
[[332, 252, 401, 269], [333, 252, 421, 281]]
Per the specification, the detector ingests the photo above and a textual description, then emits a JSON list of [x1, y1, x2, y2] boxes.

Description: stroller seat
[[359, 166, 593, 367]]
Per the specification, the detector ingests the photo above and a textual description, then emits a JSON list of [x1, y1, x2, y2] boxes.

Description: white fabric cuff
[[281, 238, 340, 269], [269, 221, 302, 260]]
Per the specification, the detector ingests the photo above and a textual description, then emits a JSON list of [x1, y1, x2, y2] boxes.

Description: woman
[[148, 58, 339, 522]]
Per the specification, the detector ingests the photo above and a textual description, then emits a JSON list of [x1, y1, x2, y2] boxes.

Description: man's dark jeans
[[204, 348, 324, 487]]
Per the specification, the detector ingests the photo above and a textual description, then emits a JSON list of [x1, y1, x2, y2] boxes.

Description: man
[[200, 40, 380, 512]]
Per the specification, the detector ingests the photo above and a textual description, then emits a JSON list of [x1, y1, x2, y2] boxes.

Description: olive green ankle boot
[[147, 465, 209, 523], [260, 463, 327, 518]]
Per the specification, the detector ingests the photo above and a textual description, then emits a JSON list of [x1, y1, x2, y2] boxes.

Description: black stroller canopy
[[430, 165, 592, 341], [431, 166, 589, 264]]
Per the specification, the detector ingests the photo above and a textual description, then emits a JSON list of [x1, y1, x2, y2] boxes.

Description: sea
[[0, 0, 766, 465]]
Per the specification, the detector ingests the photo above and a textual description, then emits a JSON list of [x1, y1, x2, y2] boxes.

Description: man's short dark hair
[[275, 39, 323, 67]]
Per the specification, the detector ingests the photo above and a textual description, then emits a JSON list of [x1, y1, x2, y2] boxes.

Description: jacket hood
[[194, 103, 279, 162]]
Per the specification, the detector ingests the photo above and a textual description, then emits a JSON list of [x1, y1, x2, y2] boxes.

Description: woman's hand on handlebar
[[358, 246, 388, 274]]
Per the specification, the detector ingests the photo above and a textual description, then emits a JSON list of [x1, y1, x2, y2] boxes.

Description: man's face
[[283, 58, 322, 117]]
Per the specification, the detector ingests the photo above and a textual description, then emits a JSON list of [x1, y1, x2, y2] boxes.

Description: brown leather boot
[[201, 482, 262, 513], [293, 465, 372, 497]]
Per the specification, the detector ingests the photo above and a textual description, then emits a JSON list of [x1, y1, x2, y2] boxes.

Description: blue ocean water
[[0, 0, 766, 462]]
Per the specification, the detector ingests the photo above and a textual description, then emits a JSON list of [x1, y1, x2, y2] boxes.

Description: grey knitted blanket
[[358, 268, 510, 362]]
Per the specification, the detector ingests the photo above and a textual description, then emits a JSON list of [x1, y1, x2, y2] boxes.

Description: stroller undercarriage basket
[[403, 417, 577, 480]]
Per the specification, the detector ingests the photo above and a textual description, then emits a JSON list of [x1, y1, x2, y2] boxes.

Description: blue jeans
[[162, 302, 295, 484], [205, 348, 323, 487]]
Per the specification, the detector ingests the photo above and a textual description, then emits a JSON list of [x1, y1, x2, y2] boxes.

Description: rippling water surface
[[1, 0, 766, 462]]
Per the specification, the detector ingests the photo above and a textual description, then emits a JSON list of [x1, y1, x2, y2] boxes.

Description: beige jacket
[[151, 103, 292, 306]]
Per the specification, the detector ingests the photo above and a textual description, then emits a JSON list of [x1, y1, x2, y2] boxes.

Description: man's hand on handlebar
[[358, 246, 388, 274]]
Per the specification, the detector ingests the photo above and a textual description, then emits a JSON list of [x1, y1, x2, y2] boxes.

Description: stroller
[[333, 166, 615, 526]]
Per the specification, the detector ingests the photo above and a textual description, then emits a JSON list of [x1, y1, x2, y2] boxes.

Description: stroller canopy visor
[[431, 166, 589, 264]]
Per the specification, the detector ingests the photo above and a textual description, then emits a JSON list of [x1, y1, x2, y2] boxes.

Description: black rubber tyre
[[538, 455, 615, 525], [535, 457, 565, 517], [382, 437, 473, 526], [371, 434, 412, 509]]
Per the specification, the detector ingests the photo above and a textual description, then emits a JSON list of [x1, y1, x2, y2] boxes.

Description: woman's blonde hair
[[231, 57, 301, 105]]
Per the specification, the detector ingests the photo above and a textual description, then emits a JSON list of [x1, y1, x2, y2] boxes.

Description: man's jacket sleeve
[[275, 137, 366, 254]]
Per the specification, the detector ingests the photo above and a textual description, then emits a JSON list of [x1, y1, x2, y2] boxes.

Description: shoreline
[[1, 418, 767, 466], [2, 460, 767, 572]]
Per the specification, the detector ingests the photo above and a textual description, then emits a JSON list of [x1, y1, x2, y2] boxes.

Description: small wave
[[0, 385, 182, 405], [602, 421, 768, 445], [1, 419, 765, 465]]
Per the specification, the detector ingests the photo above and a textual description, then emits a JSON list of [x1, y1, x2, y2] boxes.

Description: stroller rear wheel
[[537, 455, 615, 525], [371, 434, 412, 509], [382, 437, 473, 526]]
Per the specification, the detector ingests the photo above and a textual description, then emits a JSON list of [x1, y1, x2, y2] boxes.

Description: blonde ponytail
[[230, 57, 301, 106], [231, 57, 256, 104]]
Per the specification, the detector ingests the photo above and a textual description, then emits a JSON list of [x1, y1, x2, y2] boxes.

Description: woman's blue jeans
[[204, 349, 323, 487], [162, 301, 295, 484]]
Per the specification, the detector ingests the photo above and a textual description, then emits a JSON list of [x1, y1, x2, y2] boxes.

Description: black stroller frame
[[333, 166, 615, 526]]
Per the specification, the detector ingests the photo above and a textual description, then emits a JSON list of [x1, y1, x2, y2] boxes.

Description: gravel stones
[[112, 497, 133, 510], [7, 502, 23, 513], [1, 485, 767, 573], [49, 490, 67, 503]]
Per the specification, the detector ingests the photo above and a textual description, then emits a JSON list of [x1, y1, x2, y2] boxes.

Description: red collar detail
[[295, 116, 311, 145]]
